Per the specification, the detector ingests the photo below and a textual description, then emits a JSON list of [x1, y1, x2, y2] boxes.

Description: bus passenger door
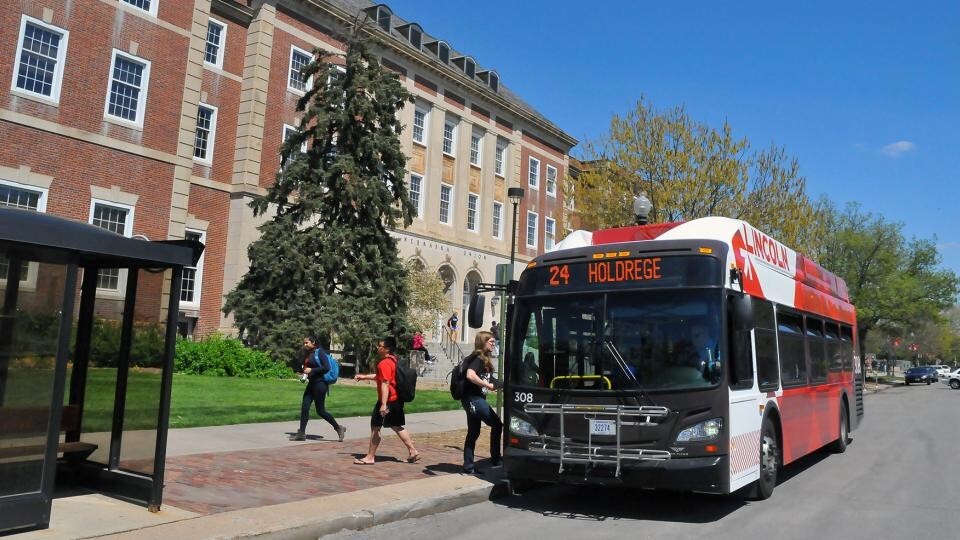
[[727, 318, 762, 493]]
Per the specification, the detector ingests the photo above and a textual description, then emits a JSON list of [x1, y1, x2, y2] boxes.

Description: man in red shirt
[[352, 337, 420, 464]]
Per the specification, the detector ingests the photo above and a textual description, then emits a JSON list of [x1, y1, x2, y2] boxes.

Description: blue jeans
[[299, 380, 339, 433], [461, 395, 502, 472]]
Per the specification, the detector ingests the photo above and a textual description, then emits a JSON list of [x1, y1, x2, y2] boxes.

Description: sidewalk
[[16, 409, 506, 540]]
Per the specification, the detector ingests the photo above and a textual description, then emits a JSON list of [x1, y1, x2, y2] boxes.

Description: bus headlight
[[675, 418, 722, 442], [510, 416, 539, 437]]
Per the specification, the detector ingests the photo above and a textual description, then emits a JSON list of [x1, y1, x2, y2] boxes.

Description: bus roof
[[548, 217, 853, 319]]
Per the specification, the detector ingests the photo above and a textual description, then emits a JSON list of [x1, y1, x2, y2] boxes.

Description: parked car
[[941, 368, 960, 390], [929, 365, 951, 377], [904, 366, 938, 385]]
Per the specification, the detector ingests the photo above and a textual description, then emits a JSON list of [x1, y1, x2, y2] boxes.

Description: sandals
[[353, 458, 375, 465]]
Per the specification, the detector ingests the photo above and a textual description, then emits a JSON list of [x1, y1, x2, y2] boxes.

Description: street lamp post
[[508, 187, 525, 268], [499, 187, 524, 415]]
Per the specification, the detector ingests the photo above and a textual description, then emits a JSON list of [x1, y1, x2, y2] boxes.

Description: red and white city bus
[[482, 217, 863, 499]]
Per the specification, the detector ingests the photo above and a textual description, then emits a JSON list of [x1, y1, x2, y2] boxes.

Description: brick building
[[1, 0, 576, 341]]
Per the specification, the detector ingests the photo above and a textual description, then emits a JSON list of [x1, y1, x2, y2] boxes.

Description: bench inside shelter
[[0, 405, 97, 462]]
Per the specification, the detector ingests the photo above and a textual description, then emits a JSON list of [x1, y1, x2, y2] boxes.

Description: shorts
[[370, 401, 405, 428]]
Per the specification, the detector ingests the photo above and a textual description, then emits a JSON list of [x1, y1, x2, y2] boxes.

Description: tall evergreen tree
[[224, 25, 414, 367]]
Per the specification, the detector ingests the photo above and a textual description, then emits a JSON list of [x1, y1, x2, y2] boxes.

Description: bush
[[175, 334, 290, 378], [87, 319, 167, 368]]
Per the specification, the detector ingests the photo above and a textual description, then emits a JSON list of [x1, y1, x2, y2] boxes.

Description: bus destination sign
[[520, 255, 721, 295]]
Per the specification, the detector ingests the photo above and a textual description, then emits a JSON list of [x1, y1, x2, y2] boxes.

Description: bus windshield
[[511, 289, 722, 392]]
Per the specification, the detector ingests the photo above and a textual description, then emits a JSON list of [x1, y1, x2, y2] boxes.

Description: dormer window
[[452, 56, 476, 79], [365, 4, 392, 32], [398, 23, 423, 51], [478, 70, 500, 93], [425, 40, 450, 64], [438, 42, 449, 64]]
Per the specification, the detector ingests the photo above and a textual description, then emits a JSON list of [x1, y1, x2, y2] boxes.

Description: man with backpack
[[290, 335, 346, 442], [352, 337, 420, 465]]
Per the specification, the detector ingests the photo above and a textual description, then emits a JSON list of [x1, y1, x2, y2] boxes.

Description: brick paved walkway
[[162, 428, 495, 514]]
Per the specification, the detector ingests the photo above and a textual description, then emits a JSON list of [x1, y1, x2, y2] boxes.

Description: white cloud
[[881, 140, 916, 157]]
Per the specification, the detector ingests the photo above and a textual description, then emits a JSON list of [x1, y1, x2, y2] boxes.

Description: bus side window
[[754, 299, 780, 392], [729, 297, 754, 390]]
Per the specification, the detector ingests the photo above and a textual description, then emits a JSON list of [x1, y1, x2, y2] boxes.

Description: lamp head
[[633, 192, 652, 225], [508, 187, 525, 204]]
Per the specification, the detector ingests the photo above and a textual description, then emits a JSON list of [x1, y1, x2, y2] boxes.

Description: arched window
[[438, 42, 450, 64]]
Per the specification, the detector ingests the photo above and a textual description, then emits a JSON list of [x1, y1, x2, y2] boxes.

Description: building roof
[[323, 0, 577, 149]]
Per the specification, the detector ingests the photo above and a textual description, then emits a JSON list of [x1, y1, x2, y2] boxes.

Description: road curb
[[92, 474, 505, 539]]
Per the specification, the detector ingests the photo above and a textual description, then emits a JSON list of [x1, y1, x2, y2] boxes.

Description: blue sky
[[386, 0, 960, 277]]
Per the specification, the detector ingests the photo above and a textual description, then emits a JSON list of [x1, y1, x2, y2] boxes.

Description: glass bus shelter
[[0, 207, 202, 533]]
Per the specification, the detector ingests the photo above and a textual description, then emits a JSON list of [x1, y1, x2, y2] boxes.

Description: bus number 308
[[514, 392, 534, 403]]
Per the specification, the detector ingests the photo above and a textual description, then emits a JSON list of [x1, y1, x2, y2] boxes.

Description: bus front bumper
[[503, 448, 729, 494]]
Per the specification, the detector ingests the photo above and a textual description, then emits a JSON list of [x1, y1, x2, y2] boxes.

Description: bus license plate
[[589, 419, 616, 436]]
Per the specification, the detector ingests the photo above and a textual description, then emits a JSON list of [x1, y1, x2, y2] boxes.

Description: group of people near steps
[[292, 332, 502, 474]]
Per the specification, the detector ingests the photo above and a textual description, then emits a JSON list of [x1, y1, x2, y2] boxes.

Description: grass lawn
[[5, 369, 472, 431]]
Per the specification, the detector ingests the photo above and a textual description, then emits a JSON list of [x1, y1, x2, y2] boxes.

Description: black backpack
[[449, 353, 475, 400], [390, 356, 417, 403]]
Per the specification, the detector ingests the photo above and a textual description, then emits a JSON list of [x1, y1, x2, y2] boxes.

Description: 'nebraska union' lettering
[[588, 258, 663, 284]]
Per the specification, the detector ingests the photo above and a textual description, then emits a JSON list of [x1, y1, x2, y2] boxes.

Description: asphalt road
[[329, 383, 959, 540]]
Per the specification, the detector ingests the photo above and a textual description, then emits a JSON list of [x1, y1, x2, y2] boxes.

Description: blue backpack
[[320, 351, 339, 384]]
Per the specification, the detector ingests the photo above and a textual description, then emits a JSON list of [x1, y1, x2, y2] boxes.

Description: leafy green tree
[[818, 202, 960, 360], [224, 26, 414, 368], [569, 97, 819, 252], [403, 260, 451, 335]]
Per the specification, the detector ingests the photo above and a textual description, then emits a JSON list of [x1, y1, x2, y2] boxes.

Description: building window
[[193, 104, 217, 164], [545, 217, 556, 250], [464, 58, 475, 79], [439, 183, 453, 224], [0, 180, 47, 285], [467, 193, 479, 232], [409, 173, 423, 218], [180, 229, 205, 305], [204, 18, 226, 68], [546, 165, 557, 196], [412, 107, 427, 145], [288, 46, 312, 94], [12, 16, 69, 104], [495, 143, 506, 177], [437, 42, 450, 64], [470, 133, 482, 166], [489, 72, 499, 93], [526, 211, 538, 248], [120, 0, 157, 17], [492, 201, 503, 239], [375, 6, 391, 31], [442, 120, 456, 156], [90, 200, 134, 291], [408, 26, 422, 50], [105, 50, 151, 127], [528, 157, 540, 189]]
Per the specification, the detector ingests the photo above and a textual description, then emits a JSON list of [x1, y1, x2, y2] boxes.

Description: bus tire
[[828, 403, 849, 453], [748, 417, 780, 500]]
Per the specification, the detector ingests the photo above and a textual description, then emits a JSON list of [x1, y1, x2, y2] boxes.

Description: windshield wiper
[[603, 339, 657, 406]]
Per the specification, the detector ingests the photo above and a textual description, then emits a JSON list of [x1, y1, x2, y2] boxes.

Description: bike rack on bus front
[[523, 403, 671, 478]]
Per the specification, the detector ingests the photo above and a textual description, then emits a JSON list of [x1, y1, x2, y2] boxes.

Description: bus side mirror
[[731, 294, 753, 331], [468, 292, 485, 328]]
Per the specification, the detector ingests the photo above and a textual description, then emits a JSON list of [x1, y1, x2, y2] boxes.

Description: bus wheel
[[828, 404, 849, 453], [749, 418, 780, 500]]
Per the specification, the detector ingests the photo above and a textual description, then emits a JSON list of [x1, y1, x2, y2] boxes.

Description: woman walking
[[459, 331, 503, 474], [291, 336, 346, 442]]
